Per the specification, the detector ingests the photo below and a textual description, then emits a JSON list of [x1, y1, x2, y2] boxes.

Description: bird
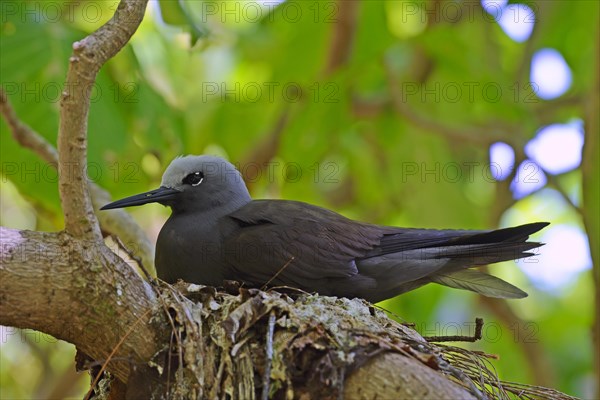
[[101, 155, 548, 303]]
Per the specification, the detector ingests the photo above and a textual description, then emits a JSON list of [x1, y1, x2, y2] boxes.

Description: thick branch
[[0, 89, 155, 275], [345, 352, 475, 399], [0, 227, 165, 382], [324, 0, 359, 74], [57, 0, 148, 240], [582, 22, 600, 398]]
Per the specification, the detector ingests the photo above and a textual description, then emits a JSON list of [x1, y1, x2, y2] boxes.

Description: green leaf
[[157, 0, 207, 45]]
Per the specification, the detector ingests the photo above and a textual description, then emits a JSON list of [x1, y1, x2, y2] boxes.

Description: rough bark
[[344, 353, 475, 399], [0, 227, 165, 383]]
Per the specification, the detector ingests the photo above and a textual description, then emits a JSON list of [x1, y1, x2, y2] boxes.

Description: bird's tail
[[431, 270, 527, 298], [428, 222, 549, 298]]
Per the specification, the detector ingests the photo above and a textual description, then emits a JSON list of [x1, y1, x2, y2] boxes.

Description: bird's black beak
[[100, 187, 181, 210]]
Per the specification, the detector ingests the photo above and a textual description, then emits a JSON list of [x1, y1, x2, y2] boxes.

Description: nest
[[113, 281, 578, 400]]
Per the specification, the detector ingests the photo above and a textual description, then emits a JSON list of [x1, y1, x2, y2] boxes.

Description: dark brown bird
[[102, 155, 548, 302]]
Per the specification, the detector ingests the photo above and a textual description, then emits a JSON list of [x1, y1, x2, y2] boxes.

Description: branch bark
[[344, 352, 476, 399], [0, 227, 165, 383], [57, 0, 149, 240]]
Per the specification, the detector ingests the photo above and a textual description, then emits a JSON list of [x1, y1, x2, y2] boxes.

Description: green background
[[1, 0, 597, 398]]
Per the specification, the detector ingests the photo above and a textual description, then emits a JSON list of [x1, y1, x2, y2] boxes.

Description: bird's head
[[101, 155, 251, 214]]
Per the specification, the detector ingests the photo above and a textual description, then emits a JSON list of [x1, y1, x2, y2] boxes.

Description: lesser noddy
[[102, 155, 548, 302]]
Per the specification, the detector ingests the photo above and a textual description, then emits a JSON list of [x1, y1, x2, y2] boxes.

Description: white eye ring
[[183, 171, 204, 186]]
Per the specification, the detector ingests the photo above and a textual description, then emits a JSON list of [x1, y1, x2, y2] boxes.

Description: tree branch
[[57, 0, 149, 240], [344, 352, 477, 399], [383, 61, 496, 146], [546, 173, 583, 216], [0, 89, 156, 275], [0, 227, 166, 383], [582, 22, 600, 398], [0, 90, 58, 163], [324, 0, 359, 75], [240, 107, 290, 191]]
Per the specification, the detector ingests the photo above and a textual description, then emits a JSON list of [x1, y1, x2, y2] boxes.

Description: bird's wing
[[224, 200, 547, 298], [367, 222, 548, 256], [223, 200, 386, 285]]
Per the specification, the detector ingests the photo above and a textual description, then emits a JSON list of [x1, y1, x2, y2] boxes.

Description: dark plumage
[[102, 155, 548, 302]]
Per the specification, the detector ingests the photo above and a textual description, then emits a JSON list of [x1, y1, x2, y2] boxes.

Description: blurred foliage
[[0, 0, 597, 398]]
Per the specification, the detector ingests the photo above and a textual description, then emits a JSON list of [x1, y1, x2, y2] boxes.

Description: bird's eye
[[183, 171, 204, 186]]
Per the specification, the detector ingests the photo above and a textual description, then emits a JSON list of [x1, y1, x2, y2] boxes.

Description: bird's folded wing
[[225, 200, 547, 293], [224, 200, 384, 283]]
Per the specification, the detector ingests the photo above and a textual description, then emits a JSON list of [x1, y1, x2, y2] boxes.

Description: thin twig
[[84, 308, 153, 400], [266, 285, 311, 296], [546, 174, 583, 216], [110, 234, 152, 281], [261, 310, 277, 400], [162, 286, 188, 382], [439, 358, 488, 400], [371, 303, 409, 324], [261, 256, 295, 291], [424, 318, 484, 343], [0, 89, 59, 164]]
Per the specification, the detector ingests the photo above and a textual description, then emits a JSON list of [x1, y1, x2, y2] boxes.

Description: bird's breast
[[155, 215, 226, 286]]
